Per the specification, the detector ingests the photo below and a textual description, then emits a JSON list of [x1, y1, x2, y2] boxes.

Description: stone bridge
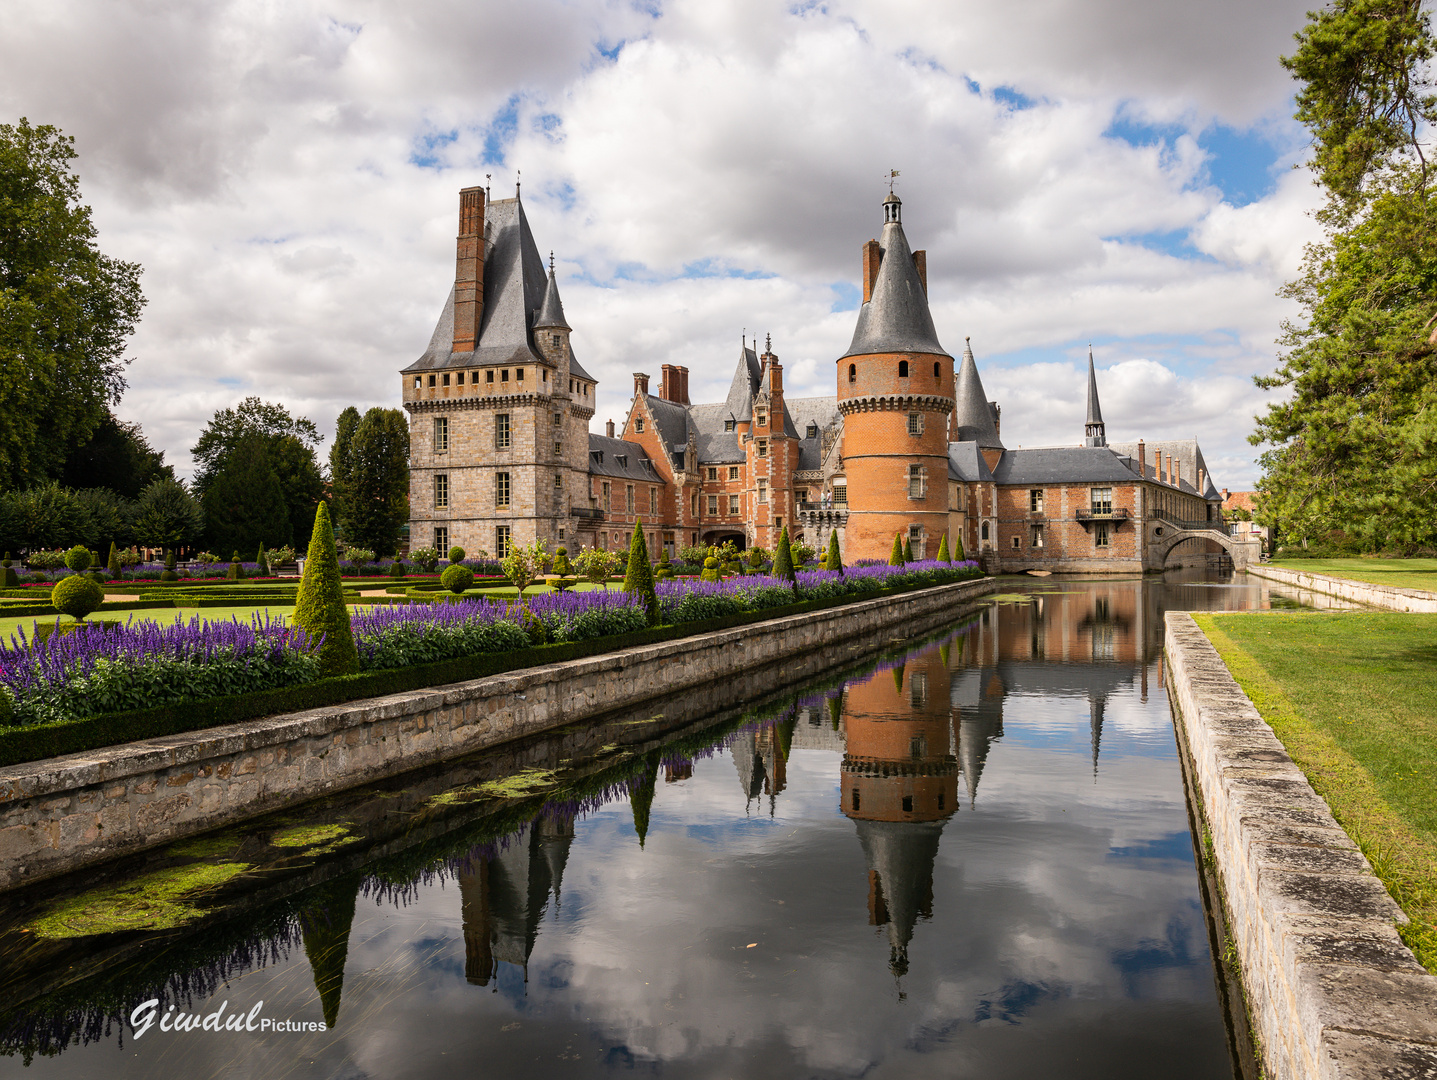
[[1151, 519, 1263, 571]]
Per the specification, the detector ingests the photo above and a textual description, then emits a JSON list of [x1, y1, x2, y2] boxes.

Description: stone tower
[[402, 185, 597, 558], [837, 193, 955, 561]]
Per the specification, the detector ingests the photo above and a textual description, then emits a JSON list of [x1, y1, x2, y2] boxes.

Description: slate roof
[[947, 441, 996, 483], [724, 344, 762, 421], [786, 396, 840, 470], [534, 264, 569, 330], [687, 403, 744, 464], [842, 196, 950, 359], [990, 446, 1146, 485], [643, 394, 691, 457], [587, 433, 662, 481], [1107, 439, 1220, 500], [1085, 349, 1105, 427], [952, 340, 1005, 449]]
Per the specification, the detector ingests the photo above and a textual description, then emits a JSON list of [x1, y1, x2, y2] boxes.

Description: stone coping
[[1247, 564, 1437, 613], [1164, 611, 1437, 1079]]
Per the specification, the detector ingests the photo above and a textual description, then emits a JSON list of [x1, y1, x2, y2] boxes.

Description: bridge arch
[[1153, 526, 1257, 570]]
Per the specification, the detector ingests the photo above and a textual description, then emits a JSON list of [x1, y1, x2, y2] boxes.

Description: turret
[[1084, 347, 1107, 447]]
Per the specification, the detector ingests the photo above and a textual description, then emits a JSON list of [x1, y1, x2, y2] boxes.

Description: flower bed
[[0, 561, 981, 729]]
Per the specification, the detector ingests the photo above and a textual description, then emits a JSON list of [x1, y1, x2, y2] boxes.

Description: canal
[[0, 571, 1344, 1079]]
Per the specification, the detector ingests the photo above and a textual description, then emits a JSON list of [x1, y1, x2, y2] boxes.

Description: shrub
[[440, 564, 475, 594], [194, 551, 220, 565], [227, 551, 243, 580], [791, 541, 816, 566], [161, 550, 178, 582], [574, 546, 621, 586], [701, 555, 721, 582], [903, 537, 914, 563], [551, 545, 577, 592], [51, 575, 104, 622], [679, 544, 708, 565], [343, 545, 376, 564], [293, 502, 359, 676], [772, 526, 796, 585], [622, 522, 659, 625], [655, 545, 673, 581], [387, 560, 407, 579], [64, 545, 91, 572], [410, 547, 439, 573], [746, 547, 768, 570], [937, 532, 950, 563], [256, 542, 269, 576], [501, 538, 548, 605], [107, 542, 122, 579], [824, 532, 843, 573], [448, 545, 466, 564], [271, 545, 298, 566], [889, 533, 905, 566]]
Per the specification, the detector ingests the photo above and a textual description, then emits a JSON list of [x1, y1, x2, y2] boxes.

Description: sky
[[0, 0, 1326, 488]]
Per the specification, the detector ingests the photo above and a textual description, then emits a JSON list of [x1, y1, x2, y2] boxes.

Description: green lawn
[[1269, 557, 1437, 594], [1196, 612, 1437, 971]]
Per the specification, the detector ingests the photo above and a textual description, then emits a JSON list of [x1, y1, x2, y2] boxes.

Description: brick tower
[[837, 193, 954, 561]]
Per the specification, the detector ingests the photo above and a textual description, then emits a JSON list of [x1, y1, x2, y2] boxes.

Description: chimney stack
[[862, 239, 881, 304], [1155, 449, 1164, 485], [677, 366, 690, 405], [769, 358, 783, 395], [912, 249, 927, 296], [633, 372, 649, 397], [1137, 440, 1146, 476], [1198, 466, 1206, 494], [452, 186, 486, 353], [660, 364, 677, 402], [606, 419, 615, 437]]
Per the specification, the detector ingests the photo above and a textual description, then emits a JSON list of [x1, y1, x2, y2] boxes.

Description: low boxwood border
[[0, 573, 986, 768]]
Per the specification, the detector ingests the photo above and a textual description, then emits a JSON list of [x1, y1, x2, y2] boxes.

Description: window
[[515, 368, 523, 382], [908, 464, 926, 500], [757, 439, 768, 458], [496, 525, 512, 557], [774, 516, 782, 530], [1012, 535, 1022, 549], [543, 369, 549, 383], [898, 360, 909, 377], [1091, 487, 1113, 515], [729, 466, 740, 481], [434, 526, 448, 554], [552, 333, 561, 347], [554, 473, 563, 489], [1031, 525, 1044, 548], [691, 492, 698, 517], [848, 363, 856, 383], [907, 413, 923, 435], [428, 374, 436, 387], [486, 370, 494, 383], [414, 376, 421, 389], [602, 482, 611, 513], [981, 522, 990, 542], [852, 789, 860, 812], [909, 524, 923, 553], [434, 417, 449, 453], [729, 494, 740, 515], [569, 379, 574, 392], [756, 409, 767, 428], [649, 488, 657, 515], [1095, 523, 1111, 548], [495, 413, 511, 450], [558, 526, 564, 539], [553, 412, 562, 426], [442, 373, 450, 386], [833, 483, 847, 506], [724, 418, 736, 432], [1030, 489, 1044, 513], [707, 495, 719, 515], [933, 361, 941, 378], [758, 479, 768, 504], [807, 422, 818, 438], [554, 441, 562, 455], [635, 418, 645, 433], [495, 472, 510, 509], [434, 474, 449, 509], [901, 795, 914, 813], [501, 369, 510, 382], [626, 485, 635, 514], [707, 466, 718, 481]]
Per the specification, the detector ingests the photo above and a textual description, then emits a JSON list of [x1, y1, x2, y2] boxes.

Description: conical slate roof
[[855, 818, 946, 977], [952, 339, 1004, 449], [1084, 347, 1107, 448], [534, 259, 570, 331], [724, 341, 762, 422], [842, 196, 949, 359]]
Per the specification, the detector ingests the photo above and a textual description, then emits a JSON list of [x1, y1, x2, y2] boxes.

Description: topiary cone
[[772, 525, 796, 586], [107, 541, 121, 579], [622, 520, 659, 625], [937, 532, 950, 564], [825, 531, 843, 574], [903, 536, 914, 563], [294, 502, 359, 676], [889, 533, 905, 566]]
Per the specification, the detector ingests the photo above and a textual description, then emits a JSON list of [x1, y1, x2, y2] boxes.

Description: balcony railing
[[572, 506, 605, 521], [1076, 507, 1130, 521]]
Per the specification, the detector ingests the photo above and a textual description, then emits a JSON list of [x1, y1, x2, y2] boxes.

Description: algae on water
[[27, 861, 250, 939], [271, 823, 357, 852], [428, 768, 561, 808]]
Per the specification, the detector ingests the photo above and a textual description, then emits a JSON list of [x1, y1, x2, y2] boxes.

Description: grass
[[1194, 611, 1437, 971], [1269, 557, 1437, 594]]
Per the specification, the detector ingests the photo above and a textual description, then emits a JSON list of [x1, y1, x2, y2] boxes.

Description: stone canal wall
[[0, 577, 997, 892], [1164, 612, 1437, 1080], [1246, 563, 1437, 613]]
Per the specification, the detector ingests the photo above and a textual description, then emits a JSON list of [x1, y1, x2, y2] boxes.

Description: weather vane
[[549, 250, 555, 272], [887, 168, 901, 193], [516, 169, 521, 197], [485, 173, 491, 198]]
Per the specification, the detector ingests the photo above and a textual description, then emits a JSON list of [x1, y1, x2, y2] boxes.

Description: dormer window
[[807, 422, 818, 438], [756, 409, 767, 427], [724, 419, 736, 432], [635, 419, 645, 433]]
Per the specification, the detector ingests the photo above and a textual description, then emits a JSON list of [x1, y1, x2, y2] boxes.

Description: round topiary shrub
[[448, 545, 466, 564], [440, 564, 475, 594], [701, 556, 720, 583], [51, 574, 104, 622], [64, 545, 92, 573], [387, 561, 407, 579]]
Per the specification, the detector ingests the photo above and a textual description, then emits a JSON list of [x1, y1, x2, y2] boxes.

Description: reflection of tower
[[457, 815, 574, 986], [841, 651, 957, 977], [299, 872, 362, 1029], [949, 668, 1006, 807], [730, 722, 788, 813]]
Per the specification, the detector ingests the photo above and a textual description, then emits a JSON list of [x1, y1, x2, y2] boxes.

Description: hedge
[[0, 576, 984, 767]]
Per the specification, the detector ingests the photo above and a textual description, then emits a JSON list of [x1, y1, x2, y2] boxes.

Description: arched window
[[933, 361, 940, 378], [848, 363, 856, 383], [898, 360, 909, 378], [981, 522, 990, 541]]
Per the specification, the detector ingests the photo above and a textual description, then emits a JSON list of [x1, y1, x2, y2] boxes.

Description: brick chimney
[[452, 186, 486, 353], [1198, 466, 1206, 494], [634, 372, 649, 397], [1155, 449, 1164, 485], [768, 358, 783, 395], [606, 419, 615, 437], [1137, 440, 1146, 476], [660, 364, 678, 402], [677, 365, 690, 405], [912, 249, 927, 296], [862, 239, 881, 304]]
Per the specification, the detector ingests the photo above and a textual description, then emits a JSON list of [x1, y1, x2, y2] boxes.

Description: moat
[[0, 571, 1339, 1079]]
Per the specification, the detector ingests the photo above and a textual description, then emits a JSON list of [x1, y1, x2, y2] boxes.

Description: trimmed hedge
[[0, 575, 986, 767]]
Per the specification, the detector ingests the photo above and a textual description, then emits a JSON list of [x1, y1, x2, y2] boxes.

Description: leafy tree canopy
[[0, 119, 145, 486], [201, 434, 292, 555], [132, 477, 204, 552], [329, 406, 409, 557], [60, 410, 171, 498], [1254, 0, 1437, 551]]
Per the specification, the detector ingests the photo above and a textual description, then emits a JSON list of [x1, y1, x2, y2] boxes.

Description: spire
[[843, 193, 948, 359], [534, 254, 570, 330], [952, 338, 1004, 449], [724, 339, 762, 421], [1084, 346, 1107, 447]]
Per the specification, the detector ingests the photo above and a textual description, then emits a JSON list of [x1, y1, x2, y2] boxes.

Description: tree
[[329, 407, 410, 557], [824, 531, 843, 573], [75, 486, 132, 552], [293, 502, 359, 676], [622, 521, 659, 625], [201, 435, 291, 555], [937, 532, 951, 563], [772, 525, 797, 589], [0, 120, 145, 488], [59, 411, 171, 498], [133, 477, 204, 556], [192, 397, 324, 550], [889, 533, 905, 566], [1253, 1, 1437, 549], [0, 481, 84, 553]]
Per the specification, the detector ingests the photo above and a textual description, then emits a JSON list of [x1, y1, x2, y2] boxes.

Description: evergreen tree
[[903, 536, 914, 563], [293, 502, 359, 676], [328, 407, 409, 557], [955, 532, 966, 562], [133, 477, 203, 559], [75, 486, 132, 552], [622, 520, 660, 625], [59, 411, 171, 498], [937, 532, 951, 563], [824, 531, 843, 573], [889, 533, 905, 566], [772, 525, 796, 586], [256, 542, 269, 577], [201, 435, 291, 556], [106, 540, 120, 578]]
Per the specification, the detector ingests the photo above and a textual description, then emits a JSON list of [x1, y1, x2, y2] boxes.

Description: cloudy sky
[[1, 0, 1324, 487]]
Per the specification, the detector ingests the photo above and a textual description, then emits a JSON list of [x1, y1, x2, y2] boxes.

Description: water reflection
[[0, 572, 1325, 1079]]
